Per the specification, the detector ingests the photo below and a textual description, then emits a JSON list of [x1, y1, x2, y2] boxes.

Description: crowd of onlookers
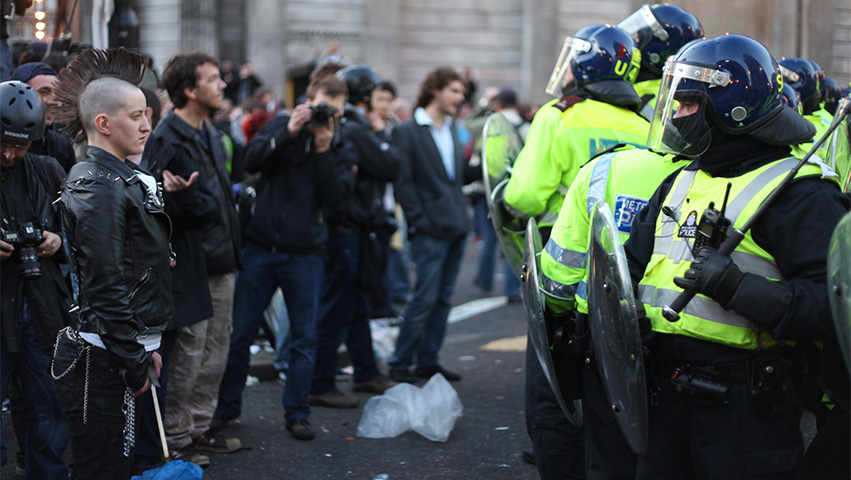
[[0, 36, 540, 478]]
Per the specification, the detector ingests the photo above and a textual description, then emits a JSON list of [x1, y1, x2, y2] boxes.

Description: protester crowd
[[0, 4, 849, 480]]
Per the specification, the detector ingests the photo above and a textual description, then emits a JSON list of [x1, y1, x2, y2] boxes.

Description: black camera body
[[309, 103, 337, 126], [2, 222, 45, 280]]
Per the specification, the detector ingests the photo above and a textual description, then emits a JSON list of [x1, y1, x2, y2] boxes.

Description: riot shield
[[521, 218, 584, 426], [483, 112, 526, 277], [587, 201, 648, 455], [828, 211, 851, 371]]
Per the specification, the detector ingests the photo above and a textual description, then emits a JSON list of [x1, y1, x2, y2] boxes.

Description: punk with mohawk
[[51, 48, 175, 480]]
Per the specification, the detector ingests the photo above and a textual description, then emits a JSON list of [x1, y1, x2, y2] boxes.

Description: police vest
[[504, 98, 649, 227], [638, 158, 837, 349], [633, 79, 662, 122], [541, 147, 682, 313]]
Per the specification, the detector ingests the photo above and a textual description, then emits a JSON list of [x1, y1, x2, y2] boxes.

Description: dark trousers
[[0, 302, 69, 480], [54, 336, 134, 480], [389, 234, 466, 371], [524, 338, 586, 480], [313, 231, 379, 394], [636, 381, 804, 479], [802, 407, 850, 480], [217, 242, 323, 421], [134, 329, 177, 469], [583, 367, 636, 480]]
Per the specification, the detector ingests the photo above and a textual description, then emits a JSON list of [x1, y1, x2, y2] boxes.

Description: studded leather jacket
[[61, 147, 175, 390]]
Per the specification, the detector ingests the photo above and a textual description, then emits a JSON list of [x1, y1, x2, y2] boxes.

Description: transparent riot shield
[[828, 210, 851, 371], [483, 112, 526, 277], [587, 201, 648, 455], [521, 218, 583, 426]]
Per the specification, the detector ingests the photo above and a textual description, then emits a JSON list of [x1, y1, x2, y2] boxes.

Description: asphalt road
[[0, 236, 818, 479]]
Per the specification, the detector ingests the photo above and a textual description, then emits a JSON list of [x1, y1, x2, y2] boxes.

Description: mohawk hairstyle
[[54, 47, 148, 144]]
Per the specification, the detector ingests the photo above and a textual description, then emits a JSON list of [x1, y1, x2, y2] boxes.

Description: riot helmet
[[545, 24, 603, 95], [336, 65, 381, 107], [780, 83, 803, 115], [618, 4, 704, 77], [823, 77, 842, 116], [647, 35, 815, 157], [778, 57, 820, 114], [1, 80, 46, 142]]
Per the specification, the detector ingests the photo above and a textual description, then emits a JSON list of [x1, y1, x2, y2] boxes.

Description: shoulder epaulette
[[552, 95, 586, 112]]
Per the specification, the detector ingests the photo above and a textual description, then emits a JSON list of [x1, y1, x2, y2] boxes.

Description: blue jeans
[[1, 300, 69, 480], [473, 194, 520, 296], [389, 233, 466, 370], [313, 231, 378, 394], [217, 241, 323, 421]]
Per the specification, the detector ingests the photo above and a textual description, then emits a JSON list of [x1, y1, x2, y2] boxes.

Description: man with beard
[[140, 51, 242, 467]]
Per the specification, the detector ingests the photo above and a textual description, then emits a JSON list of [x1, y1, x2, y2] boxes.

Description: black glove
[[636, 301, 655, 344], [674, 246, 791, 329], [673, 246, 744, 308]]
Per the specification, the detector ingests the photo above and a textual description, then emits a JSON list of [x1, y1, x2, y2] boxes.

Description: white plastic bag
[[356, 374, 463, 442]]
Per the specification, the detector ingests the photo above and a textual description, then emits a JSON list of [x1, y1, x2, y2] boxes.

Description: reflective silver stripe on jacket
[[543, 275, 578, 298], [586, 153, 615, 216], [653, 159, 798, 269], [638, 284, 754, 329], [545, 237, 587, 269]]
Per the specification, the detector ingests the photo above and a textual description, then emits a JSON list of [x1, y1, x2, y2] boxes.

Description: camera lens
[[16, 246, 43, 281], [311, 109, 331, 126]]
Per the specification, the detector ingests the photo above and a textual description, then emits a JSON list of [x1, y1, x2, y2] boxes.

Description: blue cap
[[10, 62, 57, 83]]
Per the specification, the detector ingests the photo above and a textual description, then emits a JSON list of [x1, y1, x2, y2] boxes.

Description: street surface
[[0, 236, 817, 479]]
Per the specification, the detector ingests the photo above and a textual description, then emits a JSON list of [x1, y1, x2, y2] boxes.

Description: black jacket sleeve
[[244, 116, 295, 175], [343, 120, 400, 182], [141, 137, 220, 229], [391, 124, 430, 234], [750, 178, 850, 341], [63, 181, 150, 390]]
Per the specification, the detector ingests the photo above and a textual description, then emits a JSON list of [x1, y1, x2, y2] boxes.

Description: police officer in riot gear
[[505, 24, 650, 480], [618, 3, 704, 119], [625, 34, 850, 479]]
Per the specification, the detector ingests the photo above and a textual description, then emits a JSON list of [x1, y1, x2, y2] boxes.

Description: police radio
[[693, 183, 732, 252]]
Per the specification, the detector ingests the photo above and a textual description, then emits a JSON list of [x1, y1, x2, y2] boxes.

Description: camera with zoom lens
[[309, 103, 337, 126], [1, 222, 45, 280]]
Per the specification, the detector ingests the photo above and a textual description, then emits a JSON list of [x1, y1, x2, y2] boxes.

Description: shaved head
[[79, 77, 141, 137]]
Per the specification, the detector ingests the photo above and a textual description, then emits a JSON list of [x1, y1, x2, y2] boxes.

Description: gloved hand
[[635, 301, 655, 343], [674, 246, 791, 328], [673, 246, 744, 308]]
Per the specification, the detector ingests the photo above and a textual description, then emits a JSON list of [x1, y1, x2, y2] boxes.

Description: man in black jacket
[[10, 62, 77, 172], [388, 66, 478, 384], [52, 48, 174, 480], [0, 80, 70, 480], [215, 75, 355, 441], [138, 50, 242, 467], [307, 65, 399, 409]]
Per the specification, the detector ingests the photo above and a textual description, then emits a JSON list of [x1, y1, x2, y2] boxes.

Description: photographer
[[0, 80, 70, 479], [216, 74, 356, 441]]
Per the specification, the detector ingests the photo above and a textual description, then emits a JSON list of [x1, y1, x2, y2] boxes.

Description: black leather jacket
[[61, 147, 175, 390]]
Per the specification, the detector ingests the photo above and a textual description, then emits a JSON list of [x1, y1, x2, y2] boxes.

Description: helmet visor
[[618, 5, 668, 49], [646, 61, 731, 157], [545, 36, 592, 96]]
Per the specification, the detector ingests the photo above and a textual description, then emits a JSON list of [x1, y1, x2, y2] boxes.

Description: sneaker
[[286, 418, 316, 441], [522, 448, 536, 465], [353, 373, 397, 394], [415, 364, 462, 381], [171, 445, 211, 468], [389, 368, 419, 384], [193, 430, 242, 453], [307, 388, 359, 408]]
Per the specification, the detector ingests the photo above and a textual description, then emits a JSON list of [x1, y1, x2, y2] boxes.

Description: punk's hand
[[673, 246, 744, 307]]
